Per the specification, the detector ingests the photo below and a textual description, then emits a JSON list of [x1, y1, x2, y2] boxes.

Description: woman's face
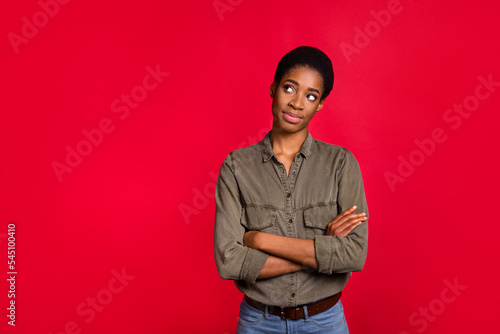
[[270, 66, 325, 135]]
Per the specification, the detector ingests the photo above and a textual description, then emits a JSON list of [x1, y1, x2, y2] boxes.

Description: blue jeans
[[236, 298, 349, 334]]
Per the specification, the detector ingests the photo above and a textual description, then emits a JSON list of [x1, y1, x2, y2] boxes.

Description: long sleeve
[[213, 154, 269, 284], [314, 148, 369, 274]]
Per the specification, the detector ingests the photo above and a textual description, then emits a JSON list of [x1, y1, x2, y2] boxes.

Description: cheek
[[305, 110, 318, 121], [271, 99, 278, 111], [271, 96, 284, 111]]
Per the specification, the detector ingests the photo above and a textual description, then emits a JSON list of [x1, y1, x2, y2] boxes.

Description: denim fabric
[[214, 131, 368, 306], [236, 297, 349, 334]]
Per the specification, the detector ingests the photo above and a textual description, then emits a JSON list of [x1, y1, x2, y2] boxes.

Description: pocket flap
[[241, 206, 277, 230], [304, 204, 338, 230]]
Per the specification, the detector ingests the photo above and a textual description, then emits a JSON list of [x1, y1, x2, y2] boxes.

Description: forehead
[[280, 66, 324, 92]]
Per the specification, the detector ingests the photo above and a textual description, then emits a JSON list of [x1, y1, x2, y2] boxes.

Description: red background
[[1, 0, 499, 333]]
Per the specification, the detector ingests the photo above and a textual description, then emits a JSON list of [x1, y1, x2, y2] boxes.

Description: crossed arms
[[243, 206, 367, 279], [214, 150, 368, 284]]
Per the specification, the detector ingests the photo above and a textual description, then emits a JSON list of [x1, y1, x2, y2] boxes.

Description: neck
[[270, 128, 308, 156]]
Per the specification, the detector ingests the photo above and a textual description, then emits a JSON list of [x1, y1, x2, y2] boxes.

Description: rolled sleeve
[[239, 247, 269, 283], [214, 154, 269, 284], [314, 148, 369, 275]]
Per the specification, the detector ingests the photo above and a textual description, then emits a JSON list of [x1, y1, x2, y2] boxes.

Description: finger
[[340, 216, 367, 229], [331, 206, 358, 224], [334, 217, 366, 235], [339, 222, 364, 237], [330, 213, 366, 229], [338, 212, 366, 224], [326, 223, 336, 236], [327, 209, 366, 236]]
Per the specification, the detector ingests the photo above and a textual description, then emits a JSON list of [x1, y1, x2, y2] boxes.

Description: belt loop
[[280, 307, 285, 320], [264, 305, 269, 320], [303, 305, 309, 321]]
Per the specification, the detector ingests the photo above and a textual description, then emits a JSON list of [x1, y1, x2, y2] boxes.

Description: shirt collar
[[261, 130, 314, 162]]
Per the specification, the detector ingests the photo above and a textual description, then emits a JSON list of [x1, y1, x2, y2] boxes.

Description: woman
[[214, 46, 369, 333]]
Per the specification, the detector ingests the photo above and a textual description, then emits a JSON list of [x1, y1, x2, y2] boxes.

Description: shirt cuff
[[314, 235, 337, 275], [240, 247, 269, 284]]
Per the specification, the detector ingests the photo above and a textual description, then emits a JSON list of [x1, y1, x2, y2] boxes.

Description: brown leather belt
[[244, 291, 342, 320]]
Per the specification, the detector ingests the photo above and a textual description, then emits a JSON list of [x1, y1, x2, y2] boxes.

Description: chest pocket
[[241, 205, 277, 232], [303, 203, 338, 238]]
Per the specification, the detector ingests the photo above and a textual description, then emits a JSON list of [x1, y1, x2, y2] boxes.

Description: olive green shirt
[[214, 130, 368, 307]]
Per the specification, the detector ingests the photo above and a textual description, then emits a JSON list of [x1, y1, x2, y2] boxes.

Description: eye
[[283, 84, 295, 93], [306, 94, 317, 102]]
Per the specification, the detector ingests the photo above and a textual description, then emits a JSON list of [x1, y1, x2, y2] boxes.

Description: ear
[[270, 82, 277, 98], [315, 99, 325, 113]]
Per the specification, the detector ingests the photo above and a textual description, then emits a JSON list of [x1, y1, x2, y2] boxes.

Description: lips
[[282, 111, 302, 124]]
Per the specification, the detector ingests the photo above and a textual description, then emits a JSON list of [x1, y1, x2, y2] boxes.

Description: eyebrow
[[284, 79, 321, 95]]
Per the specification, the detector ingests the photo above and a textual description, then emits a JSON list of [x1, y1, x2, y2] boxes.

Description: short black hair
[[273, 46, 334, 100]]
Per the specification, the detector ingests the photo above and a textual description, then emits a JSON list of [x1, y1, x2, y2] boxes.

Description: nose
[[288, 94, 304, 110]]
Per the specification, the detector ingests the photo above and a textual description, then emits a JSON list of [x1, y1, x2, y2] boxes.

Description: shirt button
[[288, 219, 292, 224], [291, 293, 296, 297], [292, 170, 296, 175], [286, 193, 291, 198]]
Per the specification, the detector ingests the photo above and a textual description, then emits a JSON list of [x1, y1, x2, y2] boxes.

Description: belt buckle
[[280, 306, 300, 320]]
